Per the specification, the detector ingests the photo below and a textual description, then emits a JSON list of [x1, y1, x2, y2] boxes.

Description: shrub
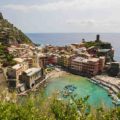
[[0, 92, 120, 120]]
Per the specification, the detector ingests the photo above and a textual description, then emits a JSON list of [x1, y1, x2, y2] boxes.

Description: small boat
[[69, 87, 74, 91], [62, 85, 77, 98], [57, 98, 62, 101], [73, 86, 77, 89], [68, 90, 73, 93], [63, 93, 69, 98]]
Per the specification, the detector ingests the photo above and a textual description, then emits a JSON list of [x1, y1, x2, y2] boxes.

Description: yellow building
[[62, 55, 72, 67], [32, 53, 46, 68]]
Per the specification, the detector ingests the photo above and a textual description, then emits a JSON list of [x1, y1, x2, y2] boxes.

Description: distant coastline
[[27, 33, 120, 61]]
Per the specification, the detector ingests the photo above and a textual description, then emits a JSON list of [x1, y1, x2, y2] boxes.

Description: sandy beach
[[47, 69, 120, 88], [46, 68, 69, 79]]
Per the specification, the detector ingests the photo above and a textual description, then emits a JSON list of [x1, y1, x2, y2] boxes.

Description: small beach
[[46, 68, 69, 79]]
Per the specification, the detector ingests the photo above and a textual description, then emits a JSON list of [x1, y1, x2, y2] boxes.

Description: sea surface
[[27, 33, 120, 61], [44, 74, 113, 108]]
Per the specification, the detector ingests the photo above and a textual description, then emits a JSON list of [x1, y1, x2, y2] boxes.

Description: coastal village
[[5, 35, 107, 91], [1, 0, 120, 119], [3, 34, 120, 100], [0, 12, 120, 106]]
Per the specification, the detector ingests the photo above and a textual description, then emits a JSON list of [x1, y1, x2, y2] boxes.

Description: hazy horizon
[[1, 0, 120, 33], [26, 32, 120, 34]]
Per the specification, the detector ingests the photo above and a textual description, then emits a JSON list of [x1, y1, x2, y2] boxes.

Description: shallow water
[[44, 74, 113, 108]]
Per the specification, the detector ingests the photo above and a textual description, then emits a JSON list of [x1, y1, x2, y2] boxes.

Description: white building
[[19, 67, 42, 88]]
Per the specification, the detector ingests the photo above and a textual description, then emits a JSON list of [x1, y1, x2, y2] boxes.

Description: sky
[[0, 0, 120, 33]]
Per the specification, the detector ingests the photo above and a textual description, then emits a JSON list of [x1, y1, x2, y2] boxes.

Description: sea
[[27, 33, 120, 61]]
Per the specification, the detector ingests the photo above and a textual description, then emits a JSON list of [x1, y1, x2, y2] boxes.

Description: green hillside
[[0, 12, 33, 45]]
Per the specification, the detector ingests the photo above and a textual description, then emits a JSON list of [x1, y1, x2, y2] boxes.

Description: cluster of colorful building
[[7, 44, 45, 92], [6, 35, 114, 92]]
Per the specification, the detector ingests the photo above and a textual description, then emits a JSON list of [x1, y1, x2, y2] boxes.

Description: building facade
[[19, 67, 42, 88], [7, 61, 29, 84], [71, 56, 105, 76]]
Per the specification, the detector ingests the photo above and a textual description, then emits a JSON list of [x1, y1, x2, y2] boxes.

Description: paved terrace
[[94, 75, 120, 93], [95, 75, 120, 86]]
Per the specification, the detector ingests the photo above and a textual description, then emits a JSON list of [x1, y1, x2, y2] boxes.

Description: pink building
[[71, 56, 105, 76]]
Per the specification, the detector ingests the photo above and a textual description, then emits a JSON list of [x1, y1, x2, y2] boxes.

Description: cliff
[[0, 12, 33, 45]]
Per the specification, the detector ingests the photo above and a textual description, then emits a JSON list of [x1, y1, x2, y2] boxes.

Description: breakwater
[[89, 77, 120, 106]]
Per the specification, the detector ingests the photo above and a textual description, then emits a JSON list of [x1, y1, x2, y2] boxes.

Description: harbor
[[44, 73, 114, 108], [17, 67, 120, 107]]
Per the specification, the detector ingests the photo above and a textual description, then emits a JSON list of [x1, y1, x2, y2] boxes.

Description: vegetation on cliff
[[84, 39, 112, 49], [0, 12, 33, 45], [84, 38, 114, 62], [0, 12, 33, 66]]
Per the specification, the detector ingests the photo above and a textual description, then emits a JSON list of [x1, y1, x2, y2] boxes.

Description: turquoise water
[[44, 74, 113, 108]]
